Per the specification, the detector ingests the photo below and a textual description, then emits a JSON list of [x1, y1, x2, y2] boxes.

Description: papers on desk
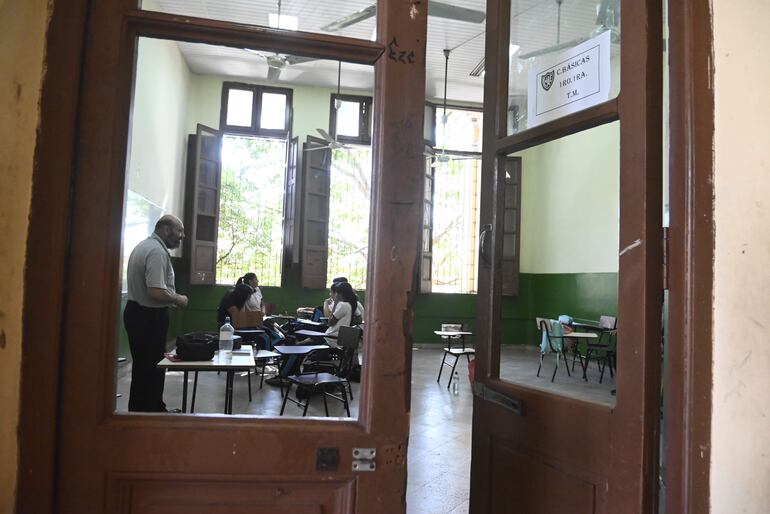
[[295, 329, 332, 338]]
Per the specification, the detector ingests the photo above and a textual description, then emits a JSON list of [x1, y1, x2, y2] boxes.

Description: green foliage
[[328, 146, 371, 290], [216, 136, 286, 286], [432, 158, 482, 293]]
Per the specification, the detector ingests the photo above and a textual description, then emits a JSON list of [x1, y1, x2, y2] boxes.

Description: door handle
[[479, 224, 492, 268]]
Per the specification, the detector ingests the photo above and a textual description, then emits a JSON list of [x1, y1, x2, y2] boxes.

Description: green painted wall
[[164, 259, 617, 347]]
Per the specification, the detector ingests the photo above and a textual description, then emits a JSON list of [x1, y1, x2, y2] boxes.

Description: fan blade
[[284, 55, 318, 65], [305, 145, 332, 152], [469, 57, 485, 77], [267, 66, 282, 82], [428, 1, 485, 23], [322, 1, 483, 33], [320, 4, 376, 32], [518, 35, 589, 60], [316, 128, 334, 142]]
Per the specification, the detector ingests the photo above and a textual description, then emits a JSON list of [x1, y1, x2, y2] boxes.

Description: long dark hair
[[230, 283, 254, 310], [236, 272, 257, 286], [332, 281, 358, 316]]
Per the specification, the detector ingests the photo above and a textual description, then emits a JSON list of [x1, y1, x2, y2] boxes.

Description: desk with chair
[[157, 346, 255, 414], [435, 324, 474, 389]]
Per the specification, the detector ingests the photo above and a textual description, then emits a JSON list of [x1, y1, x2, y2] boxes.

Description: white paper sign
[[527, 30, 612, 128]]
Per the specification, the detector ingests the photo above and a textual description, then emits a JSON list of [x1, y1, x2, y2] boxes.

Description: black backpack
[[175, 332, 218, 361]]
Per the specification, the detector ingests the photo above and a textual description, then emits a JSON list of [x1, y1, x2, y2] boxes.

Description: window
[[216, 135, 287, 286], [215, 83, 293, 285], [330, 94, 372, 145], [220, 82, 292, 136], [327, 146, 371, 290], [420, 106, 497, 294], [327, 94, 373, 289]]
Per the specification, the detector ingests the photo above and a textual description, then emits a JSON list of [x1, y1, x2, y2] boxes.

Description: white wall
[[0, 1, 49, 510], [127, 36, 192, 223], [711, 1, 770, 512], [517, 121, 620, 273]]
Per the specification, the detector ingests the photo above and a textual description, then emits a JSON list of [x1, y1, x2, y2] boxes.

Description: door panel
[[52, 1, 427, 513], [472, 0, 662, 512], [107, 475, 353, 514]]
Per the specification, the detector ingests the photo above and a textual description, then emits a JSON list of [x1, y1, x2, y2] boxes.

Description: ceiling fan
[[468, 0, 620, 76], [244, 1, 318, 81], [427, 49, 481, 168], [306, 62, 356, 153], [244, 50, 317, 81], [320, 1, 485, 32], [517, 0, 620, 60]]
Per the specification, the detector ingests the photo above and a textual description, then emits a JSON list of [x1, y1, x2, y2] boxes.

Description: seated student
[[236, 272, 264, 313], [322, 276, 348, 318], [323, 276, 365, 325], [324, 282, 359, 347], [216, 283, 254, 325]]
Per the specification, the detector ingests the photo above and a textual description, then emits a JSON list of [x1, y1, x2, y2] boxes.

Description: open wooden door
[[300, 136, 332, 289], [470, 0, 662, 513], [20, 1, 428, 513], [184, 124, 222, 285]]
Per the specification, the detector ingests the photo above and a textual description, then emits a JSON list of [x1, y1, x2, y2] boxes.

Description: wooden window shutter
[[184, 124, 222, 285], [501, 157, 522, 296], [299, 136, 331, 289], [282, 137, 299, 284], [420, 147, 435, 293]]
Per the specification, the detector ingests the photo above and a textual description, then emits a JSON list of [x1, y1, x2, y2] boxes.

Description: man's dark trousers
[[124, 300, 169, 412]]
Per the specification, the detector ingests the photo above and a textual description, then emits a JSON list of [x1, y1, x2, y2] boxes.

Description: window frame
[[329, 93, 372, 145], [219, 81, 293, 139]]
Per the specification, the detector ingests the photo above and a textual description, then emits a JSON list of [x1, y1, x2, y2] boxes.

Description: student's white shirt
[[325, 301, 353, 346], [244, 286, 263, 311]]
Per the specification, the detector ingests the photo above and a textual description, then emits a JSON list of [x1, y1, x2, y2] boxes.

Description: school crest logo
[[541, 71, 555, 91]]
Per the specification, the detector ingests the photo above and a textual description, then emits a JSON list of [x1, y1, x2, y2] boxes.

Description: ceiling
[[151, 0, 607, 105]]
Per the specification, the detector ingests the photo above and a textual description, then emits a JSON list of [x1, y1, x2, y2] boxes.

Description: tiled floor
[[115, 344, 615, 513]]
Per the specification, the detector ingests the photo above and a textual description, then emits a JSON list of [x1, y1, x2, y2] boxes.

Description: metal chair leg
[[322, 385, 330, 416], [537, 353, 544, 377], [247, 370, 252, 402], [191, 371, 199, 413], [563, 352, 571, 377], [279, 382, 293, 415], [342, 383, 351, 417], [437, 352, 448, 383], [550, 354, 558, 382], [301, 387, 311, 417], [447, 355, 460, 389]]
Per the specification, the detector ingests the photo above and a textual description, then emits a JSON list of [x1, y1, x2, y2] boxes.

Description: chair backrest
[[536, 318, 563, 353], [337, 325, 362, 351], [599, 315, 617, 329], [440, 323, 464, 349]]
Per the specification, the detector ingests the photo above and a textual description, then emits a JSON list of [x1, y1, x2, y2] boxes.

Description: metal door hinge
[[352, 448, 376, 472]]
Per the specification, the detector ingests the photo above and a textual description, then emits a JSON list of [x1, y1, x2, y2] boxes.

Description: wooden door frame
[[665, 0, 714, 511], [16, 1, 427, 512]]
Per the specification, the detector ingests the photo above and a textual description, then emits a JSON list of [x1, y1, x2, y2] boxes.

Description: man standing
[[124, 214, 188, 412]]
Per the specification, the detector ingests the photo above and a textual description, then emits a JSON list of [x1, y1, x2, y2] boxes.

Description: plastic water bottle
[[219, 316, 234, 363], [452, 371, 460, 395]]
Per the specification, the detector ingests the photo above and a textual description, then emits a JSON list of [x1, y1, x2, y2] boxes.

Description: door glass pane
[[508, 0, 621, 134], [141, 0, 379, 41], [497, 121, 619, 407], [117, 36, 376, 420]]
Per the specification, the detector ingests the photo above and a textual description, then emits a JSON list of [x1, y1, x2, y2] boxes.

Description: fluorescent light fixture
[[509, 44, 520, 56], [268, 13, 298, 30]]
